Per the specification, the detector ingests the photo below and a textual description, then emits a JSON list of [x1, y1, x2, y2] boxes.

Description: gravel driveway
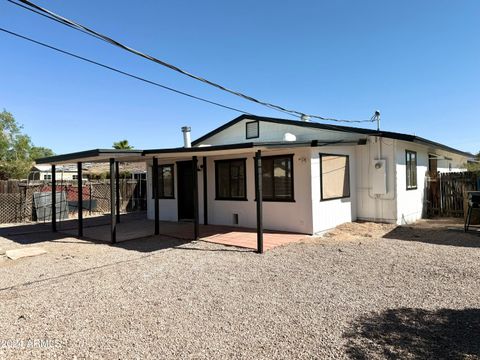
[[0, 219, 479, 359]]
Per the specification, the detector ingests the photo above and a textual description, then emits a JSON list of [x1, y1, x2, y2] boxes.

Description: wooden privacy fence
[[426, 172, 479, 217], [0, 179, 143, 224]]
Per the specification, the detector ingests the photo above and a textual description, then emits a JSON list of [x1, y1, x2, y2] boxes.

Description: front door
[[177, 160, 194, 220]]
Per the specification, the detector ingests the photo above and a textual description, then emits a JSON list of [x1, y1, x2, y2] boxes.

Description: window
[[153, 164, 174, 198], [43, 174, 52, 180], [246, 121, 259, 139], [72, 175, 78, 180], [262, 155, 294, 201], [215, 159, 247, 200], [320, 154, 350, 200], [406, 150, 417, 190]]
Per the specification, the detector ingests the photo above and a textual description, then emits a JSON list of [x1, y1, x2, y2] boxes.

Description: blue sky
[[1, 0, 479, 154]]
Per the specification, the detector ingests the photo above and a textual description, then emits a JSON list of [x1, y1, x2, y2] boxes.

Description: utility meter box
[[372, 159, 387, 195]]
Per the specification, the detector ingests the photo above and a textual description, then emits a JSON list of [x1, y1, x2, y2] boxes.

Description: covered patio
[[36, 143, 312, 253], [56, 212, 306, 251]]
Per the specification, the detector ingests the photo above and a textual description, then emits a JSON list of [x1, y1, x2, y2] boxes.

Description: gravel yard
[[0, 219, 479, 359]]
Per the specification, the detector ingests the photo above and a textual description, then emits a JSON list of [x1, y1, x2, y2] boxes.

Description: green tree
[[113, 140, 134, 150], [0, 110, 54, 179], [466, 151, 480, 172], [30, 146, 55, 160]]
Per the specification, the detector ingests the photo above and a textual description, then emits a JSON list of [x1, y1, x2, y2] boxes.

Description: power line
[[0, 27, 253, 115], [8, 0, 376, 124]]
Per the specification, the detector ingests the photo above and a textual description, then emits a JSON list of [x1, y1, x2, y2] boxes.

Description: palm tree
[[113, 140, 133, 150]]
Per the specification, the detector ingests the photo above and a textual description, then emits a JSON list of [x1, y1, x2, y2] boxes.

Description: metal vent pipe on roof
[[300, 114, 310, 122], [181, 126, 192, 148]]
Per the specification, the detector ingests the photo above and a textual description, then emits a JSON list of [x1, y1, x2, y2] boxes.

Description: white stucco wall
[[311, 145, 357, 233], [395, 142, 429, 224], [147, 148, 314, 234], [196, 118, 362, 146], [355, 137, 398, 223]]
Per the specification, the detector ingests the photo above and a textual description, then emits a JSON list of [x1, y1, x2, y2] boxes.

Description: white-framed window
[[320, 153, 350, 201]]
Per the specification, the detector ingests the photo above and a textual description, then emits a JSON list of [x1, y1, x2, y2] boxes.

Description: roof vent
[[301, 114, 310, 122], [181, 126, 191, 148]]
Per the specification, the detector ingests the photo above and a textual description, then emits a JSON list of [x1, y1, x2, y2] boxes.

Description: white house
[[36, 114, 471, 246], [29, 164, 87, 181], [143, 115, 471, 235]]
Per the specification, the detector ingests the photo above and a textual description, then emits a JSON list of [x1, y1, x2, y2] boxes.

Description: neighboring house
[[145, 115, 470, 234], [29, 164, 88, 181]]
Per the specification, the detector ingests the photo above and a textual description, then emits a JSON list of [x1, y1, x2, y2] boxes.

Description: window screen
[[153, 164, 174, 198], [215, 159, 246, 200], [320, 154, 350, 200], [246, 121, 259, 139], [406, 150, 417, 190], [261, 155, 293, 201]]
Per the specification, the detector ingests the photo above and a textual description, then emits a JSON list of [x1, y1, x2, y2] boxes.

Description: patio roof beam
[[110, 158, 116, 244], [51, 164, 56, 232], [152, 157, 159, 235], [254, 150, 263, 254], [193, 156, 200, 240], [77, 162, 83, 237]]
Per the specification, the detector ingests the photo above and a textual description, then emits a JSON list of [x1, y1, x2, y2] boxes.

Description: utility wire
[[0, 27, 253, 115], [8, 0, 376, 124]]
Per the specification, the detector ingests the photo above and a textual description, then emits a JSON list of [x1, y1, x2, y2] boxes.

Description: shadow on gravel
[[383, 223, 480, 248], [344, 307, 480, 359]]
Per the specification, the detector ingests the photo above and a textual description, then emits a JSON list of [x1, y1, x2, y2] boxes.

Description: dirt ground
[[0, 218, 479, 359]]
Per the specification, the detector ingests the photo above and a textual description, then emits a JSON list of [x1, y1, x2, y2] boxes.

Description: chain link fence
[[0, 179, 145, 224]]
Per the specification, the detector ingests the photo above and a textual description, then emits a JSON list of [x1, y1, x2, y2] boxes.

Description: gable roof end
[[191, 114, 472, 158]]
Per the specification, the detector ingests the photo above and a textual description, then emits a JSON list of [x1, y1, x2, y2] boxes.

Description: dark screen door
[[177, 161, 194, 220]]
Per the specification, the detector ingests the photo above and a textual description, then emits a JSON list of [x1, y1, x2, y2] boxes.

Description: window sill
[[321, 196, 351, 202], [255, 199, 296, 203], [215, 198, 248, 201]]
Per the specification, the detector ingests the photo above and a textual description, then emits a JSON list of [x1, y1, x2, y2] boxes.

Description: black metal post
[[203, 156, 208, 225], [115, 161, 120, 223], [77, 162, 83, 237], [51, 164, 56, 232], [110, 158, 116, 244], [192, 156, 199, 240], [152, 157, 159, 235], [254, 150, 263, 253]]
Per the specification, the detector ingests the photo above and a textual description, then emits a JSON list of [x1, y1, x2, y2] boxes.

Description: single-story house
[[144, 115, 470, 232], [36, 114, 472, 250], [29, 164, 88, 181]]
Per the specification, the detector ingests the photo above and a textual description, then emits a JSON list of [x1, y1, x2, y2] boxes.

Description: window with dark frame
[[215, 159, 247, 200], [246, 121, 259, 139], [261, 155, 294, 201], [152, 164, 174, 198], [406, 150, 417, 190], [320, 154, 350, 201]]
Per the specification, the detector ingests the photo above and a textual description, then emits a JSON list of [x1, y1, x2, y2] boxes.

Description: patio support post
[[110, 158, 116, 244], [254, 150, 263, 253], [152, 157, 159, 235], [203, 156, 208, 225], [77, 162, 83, 237], [51, 164, 56, 232], [115, 161, 120, 223], [193, 156, 199, 240]]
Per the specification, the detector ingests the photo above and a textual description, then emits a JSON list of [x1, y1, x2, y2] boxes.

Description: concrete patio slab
[[6, 246, 47, 260]]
